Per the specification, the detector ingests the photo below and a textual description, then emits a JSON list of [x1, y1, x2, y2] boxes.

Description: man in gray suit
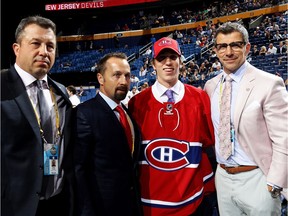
[[204, 22, 288, 215], [1, 16, 75, 216]]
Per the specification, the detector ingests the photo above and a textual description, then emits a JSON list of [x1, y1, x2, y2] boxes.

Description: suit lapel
[[8, 67, 42, 140], [47, 78, 72, 154], [234, 63, 255, 130], [205, 73, 222, 97], [122, 103, 141, 163]]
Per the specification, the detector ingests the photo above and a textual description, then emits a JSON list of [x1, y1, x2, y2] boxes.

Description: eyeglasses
[[215, 41, 246, 53]]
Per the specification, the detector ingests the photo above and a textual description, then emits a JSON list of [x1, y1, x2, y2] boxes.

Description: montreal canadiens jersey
[[128, 84, 215, 216]]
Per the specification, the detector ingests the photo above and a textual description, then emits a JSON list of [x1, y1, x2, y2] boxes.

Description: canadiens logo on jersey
[[144, 138, 202, 171]]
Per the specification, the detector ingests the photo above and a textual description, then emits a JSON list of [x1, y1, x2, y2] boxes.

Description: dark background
[[1, 0, 206, 69]]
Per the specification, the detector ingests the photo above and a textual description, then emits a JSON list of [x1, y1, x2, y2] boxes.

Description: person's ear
[[97, 73, 104, 86]]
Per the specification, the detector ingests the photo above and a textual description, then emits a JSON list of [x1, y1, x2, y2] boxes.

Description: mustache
[[116, 85, 128, 91]]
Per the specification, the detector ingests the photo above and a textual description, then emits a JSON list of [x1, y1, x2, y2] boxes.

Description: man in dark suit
[[1, 16, 75, 216], [74, 52, 143, 216], [276, 41, 287, 54]]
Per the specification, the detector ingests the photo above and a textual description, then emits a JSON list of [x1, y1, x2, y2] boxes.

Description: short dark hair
[[15, 15, 56, 43], [97, 52, 128, 75], [67, 85, 77, 95]]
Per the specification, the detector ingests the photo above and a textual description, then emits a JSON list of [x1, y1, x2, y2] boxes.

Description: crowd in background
[[51, 0, 288, 104]]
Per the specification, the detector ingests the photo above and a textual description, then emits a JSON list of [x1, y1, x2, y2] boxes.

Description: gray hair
[[215, 22, 249, 44]]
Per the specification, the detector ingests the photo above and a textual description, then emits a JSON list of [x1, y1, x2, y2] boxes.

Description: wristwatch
[[270, 185, 283, 198]]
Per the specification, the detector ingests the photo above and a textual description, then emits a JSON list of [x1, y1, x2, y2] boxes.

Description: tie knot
[[165, 89, 174, 102], [115, 105, 124, 113], [225, 75, 232, 82], [36, 80, 47, 90]]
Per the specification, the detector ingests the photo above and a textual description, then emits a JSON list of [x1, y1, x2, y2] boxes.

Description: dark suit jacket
[[277, 46, 287, 54], [74, 94, 143, 216], [1, 66, 75, 216]]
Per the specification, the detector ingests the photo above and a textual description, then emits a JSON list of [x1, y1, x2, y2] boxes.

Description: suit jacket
[[276, 46, 287, 54], [1, 66, 75, 216], [74, 94, 143, 216], [204, 62, 288, 198]]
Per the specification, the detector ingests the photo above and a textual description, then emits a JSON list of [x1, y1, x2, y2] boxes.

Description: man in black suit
[[277, 41, 287, 54], [74, 52, 143, 216], [1, 16, 75, 216]]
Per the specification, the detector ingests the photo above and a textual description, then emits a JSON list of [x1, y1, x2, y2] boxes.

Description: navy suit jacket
[[74, 93, 143, 216], [1, 66, 75, 216]]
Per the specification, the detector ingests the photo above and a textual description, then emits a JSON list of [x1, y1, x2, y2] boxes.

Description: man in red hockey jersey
[[128, 37, 216, 216]]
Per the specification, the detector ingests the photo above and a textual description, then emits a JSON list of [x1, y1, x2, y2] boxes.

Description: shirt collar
[[15, 63, 48, 88], [99, 91, 118, 110], [222, 61, 247, 84], [155, 80, 182, 97]]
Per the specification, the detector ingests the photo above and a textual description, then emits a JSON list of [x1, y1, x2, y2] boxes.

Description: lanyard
[[31, 86, 61, 141], [218, 75, 225, 108]]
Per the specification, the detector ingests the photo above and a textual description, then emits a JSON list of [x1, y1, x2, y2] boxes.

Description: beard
[[115, 86, 128, 101]]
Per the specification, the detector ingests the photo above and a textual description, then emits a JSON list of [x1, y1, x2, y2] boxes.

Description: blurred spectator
[[76, 43, 81, 51], [130, 74, 139, 89], [211, 58, 221, 71], [199, 62, 208, 74], [122, 23, 130, 31], [283, 30, 288, 40], [150, 34, 156, 44], [277, 41, 287, 54], [266, 42, 277, 55], [113, 35, 120, 48], [122, 86, 139, 107], [78, 86, 87, 97], [67, 85, 81, 107], [90, 62, 98, 72], [264, 30, 273, 42], [144, 47, 152, 56], [139, 66, 147, 77], [114, 24, 120, 31], [259, 45, 267, 56], [140, 82, 149, 91], [273, 30, 283, 41], [251, 45, 260, 56]]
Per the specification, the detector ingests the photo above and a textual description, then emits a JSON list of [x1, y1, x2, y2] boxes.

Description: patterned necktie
[[218, 75, 233, 160], [115, 105, 133, 152], [166, 89, 175, 102]]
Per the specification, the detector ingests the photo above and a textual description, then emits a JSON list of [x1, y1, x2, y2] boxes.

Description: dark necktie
[[36, 80, 53, 143], [218, 75, 233, 160], [115, 105, 133, 152], [36, 80, 55, 199], [166, 89, 175, 102]]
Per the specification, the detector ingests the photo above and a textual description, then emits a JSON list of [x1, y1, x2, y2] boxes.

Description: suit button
[[39, 165, 43, 170]]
